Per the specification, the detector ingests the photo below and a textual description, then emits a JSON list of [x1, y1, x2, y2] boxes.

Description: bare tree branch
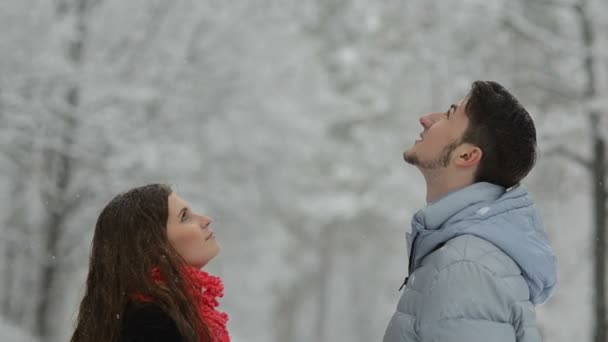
[[543, 145, 592, 169], [120, 1, 174, 79], [527, 0, 579, 8], [502, 9, 579, 54]]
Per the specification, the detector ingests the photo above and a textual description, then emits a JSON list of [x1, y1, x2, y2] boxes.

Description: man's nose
[[419, 112, 443, 129], [419, 114, 434, 130]]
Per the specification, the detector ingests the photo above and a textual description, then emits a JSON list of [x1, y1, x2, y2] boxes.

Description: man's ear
[[454, 144, 482, 167]]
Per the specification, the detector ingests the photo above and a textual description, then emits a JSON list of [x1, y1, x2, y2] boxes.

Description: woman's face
[[166, 193, 220, 268]]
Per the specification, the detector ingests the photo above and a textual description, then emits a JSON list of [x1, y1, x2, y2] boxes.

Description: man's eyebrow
[[448, 103, 457, 116]]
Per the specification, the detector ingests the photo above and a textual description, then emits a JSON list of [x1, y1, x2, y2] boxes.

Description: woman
[[70, 184, 230, 342]]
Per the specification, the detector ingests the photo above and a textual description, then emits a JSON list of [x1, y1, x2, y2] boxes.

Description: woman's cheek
[[173, 231, 203, 255], [177, 227, 203, 243]]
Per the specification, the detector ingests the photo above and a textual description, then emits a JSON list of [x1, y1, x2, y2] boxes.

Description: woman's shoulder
[[120, 302, 185, 341]]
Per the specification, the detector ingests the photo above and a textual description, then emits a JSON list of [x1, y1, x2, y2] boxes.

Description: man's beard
[[403, 141, 460, 169]]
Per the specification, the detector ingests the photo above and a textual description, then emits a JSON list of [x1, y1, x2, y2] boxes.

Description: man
[[383, 81, 557, 342]]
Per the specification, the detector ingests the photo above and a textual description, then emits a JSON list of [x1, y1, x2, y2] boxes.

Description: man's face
[[403, 98, 470, 169]]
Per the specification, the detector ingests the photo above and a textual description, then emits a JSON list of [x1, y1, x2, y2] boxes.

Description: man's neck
[[422, 169, 473, 204]]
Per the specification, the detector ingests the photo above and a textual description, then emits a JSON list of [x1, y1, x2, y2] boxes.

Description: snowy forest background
[[1, 0, 607, 341]]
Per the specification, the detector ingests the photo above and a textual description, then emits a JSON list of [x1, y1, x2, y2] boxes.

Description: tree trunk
[[2, 177, 29, 320], [35, 101, 79, 339], [35, 1, 88, 338], [315, 223, 334, 342], [575, 2, 607, 341], [35, 207, 70, 338], [592, 125, 607, 342], [351, 263, 372, 342], [35, 76, 80, 341], [273, 274, 313, 342]]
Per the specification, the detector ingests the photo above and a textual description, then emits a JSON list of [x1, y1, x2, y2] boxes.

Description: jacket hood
[[410, 182, 557, 304]]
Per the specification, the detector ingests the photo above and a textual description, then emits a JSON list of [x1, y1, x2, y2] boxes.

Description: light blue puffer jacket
[[383, 182, 557, 342]]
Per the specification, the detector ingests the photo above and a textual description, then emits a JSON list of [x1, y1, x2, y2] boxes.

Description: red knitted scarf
[[134, 266, 230, 342]]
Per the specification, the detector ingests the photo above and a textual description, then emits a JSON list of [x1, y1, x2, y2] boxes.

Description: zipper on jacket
[[399, 233, 418, 291], [398, 276, 409, 291]]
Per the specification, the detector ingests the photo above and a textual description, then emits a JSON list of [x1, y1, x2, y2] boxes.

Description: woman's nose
[[200, 215, 212, 228]]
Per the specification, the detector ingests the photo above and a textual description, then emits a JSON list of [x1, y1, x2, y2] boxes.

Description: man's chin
[[403, 149, 418, 165]]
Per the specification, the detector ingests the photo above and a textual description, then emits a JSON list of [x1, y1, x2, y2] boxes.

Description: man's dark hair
[[462, 81, 537, 188]]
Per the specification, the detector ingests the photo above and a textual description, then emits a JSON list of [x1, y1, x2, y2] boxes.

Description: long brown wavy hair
[[70, 184, 210, 342]]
